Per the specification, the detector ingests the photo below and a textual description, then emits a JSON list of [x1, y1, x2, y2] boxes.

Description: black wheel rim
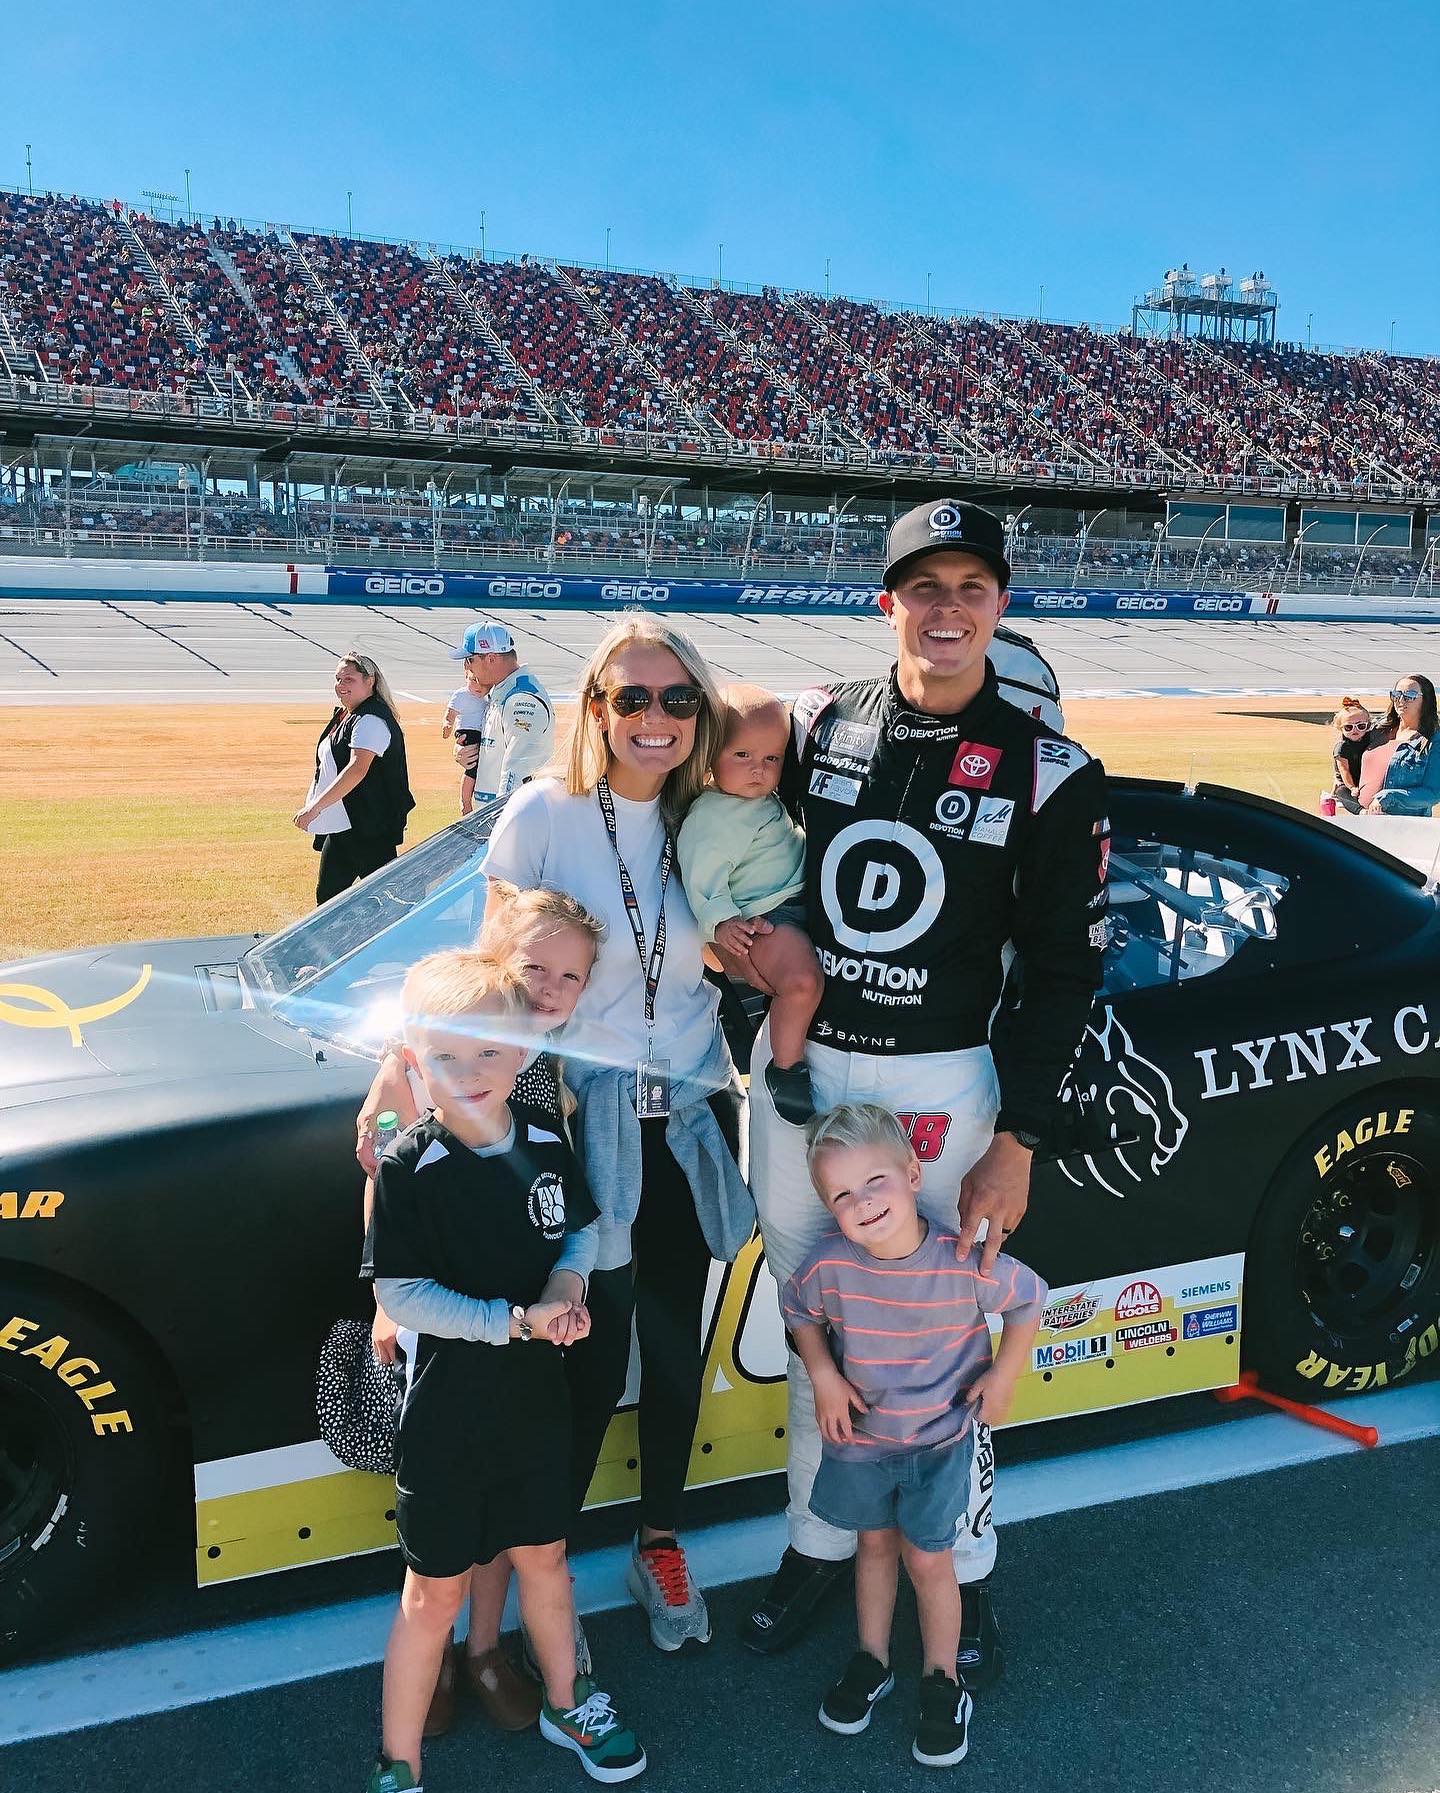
[[1297, 1148, 1438, 1344], [0, 1382, 72, 1576]]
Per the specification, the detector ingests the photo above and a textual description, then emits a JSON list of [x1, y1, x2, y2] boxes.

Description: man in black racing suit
[[728, 498, 1108, 1689]]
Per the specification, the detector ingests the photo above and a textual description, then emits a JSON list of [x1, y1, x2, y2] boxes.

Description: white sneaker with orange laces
[[624, 1534, 712, 1652]]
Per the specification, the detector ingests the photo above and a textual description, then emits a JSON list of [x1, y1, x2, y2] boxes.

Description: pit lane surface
[[4, 1426, 1437, 1793], [1, 599, 1438, 703]]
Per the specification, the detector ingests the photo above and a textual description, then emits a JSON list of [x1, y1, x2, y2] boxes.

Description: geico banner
[[324, 568, 1271, 616], [325, 568, 881, 609]]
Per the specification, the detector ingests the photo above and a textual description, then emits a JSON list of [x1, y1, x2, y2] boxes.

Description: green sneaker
[[540, 1677, 648, 1782], [365, 1755, 420, 1793]]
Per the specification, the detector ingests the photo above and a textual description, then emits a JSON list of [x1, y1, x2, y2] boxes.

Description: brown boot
[[465, 1641, 541, 1731], [422, 1633, 458, 1738]]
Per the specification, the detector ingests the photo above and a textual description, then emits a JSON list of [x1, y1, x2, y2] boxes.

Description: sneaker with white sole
[[364, 1755, 419, 1793], [912, 1671, 972, 1768], [818, 1649, 895, 1735], [625, 1535, 711, 1651], [540, 1677, 648, 1782]]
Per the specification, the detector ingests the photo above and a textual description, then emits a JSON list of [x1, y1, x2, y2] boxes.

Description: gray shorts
[[810, 1430, 974, 1552], [762, 897, 808, 932]]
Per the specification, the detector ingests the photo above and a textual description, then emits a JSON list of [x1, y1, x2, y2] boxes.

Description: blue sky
[[8, 0, 1439, 353]]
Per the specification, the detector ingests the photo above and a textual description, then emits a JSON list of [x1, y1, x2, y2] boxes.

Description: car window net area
[[241, 812, 496, 1051], [1103, 838, 1289, 993]]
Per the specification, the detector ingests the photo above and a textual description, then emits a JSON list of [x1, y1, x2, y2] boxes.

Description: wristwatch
[[510, 1304, 533, 1343]]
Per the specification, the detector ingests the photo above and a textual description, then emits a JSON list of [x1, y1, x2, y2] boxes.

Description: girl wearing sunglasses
[[482, 615, 755, 1659], [1367, 674, 1440, 815], [1328, 697, 1374, 814]]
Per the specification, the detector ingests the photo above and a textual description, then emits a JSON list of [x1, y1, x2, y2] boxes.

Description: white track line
[[2, 1381, 1435, 1745]]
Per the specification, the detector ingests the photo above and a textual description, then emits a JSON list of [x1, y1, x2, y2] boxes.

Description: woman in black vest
[[296, 651, 415, 904]]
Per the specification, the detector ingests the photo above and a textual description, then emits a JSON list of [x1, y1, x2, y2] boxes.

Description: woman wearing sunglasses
[[1366, 674, 1440, 815], [482, 615, 755, 1658]]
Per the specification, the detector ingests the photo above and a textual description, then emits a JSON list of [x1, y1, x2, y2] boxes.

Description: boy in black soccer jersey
[[364, 949, 648, 1790]]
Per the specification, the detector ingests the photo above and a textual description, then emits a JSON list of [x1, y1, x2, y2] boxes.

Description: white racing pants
[[749, 1019, 1000, 1578]]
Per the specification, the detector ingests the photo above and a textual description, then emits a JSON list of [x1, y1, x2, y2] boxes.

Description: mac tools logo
[[1057, 1007, 1190, 1198]]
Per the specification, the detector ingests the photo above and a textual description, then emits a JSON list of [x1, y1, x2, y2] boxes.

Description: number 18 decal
[[896, 1112, 951, 1161]]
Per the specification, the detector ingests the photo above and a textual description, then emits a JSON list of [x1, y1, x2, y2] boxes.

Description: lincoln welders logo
[[0, 963, 153, 1048], [528, 1172, 566, 1240], [1057, 1007, 1190, 1198]]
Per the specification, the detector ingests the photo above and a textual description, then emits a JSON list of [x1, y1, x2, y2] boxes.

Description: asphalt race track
[[2, 598, 1440, 703]]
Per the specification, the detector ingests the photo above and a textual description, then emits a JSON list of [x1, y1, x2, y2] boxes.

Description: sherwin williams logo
[[0, 963, 153, 1047], [1042, 1290, 1099, 1333]]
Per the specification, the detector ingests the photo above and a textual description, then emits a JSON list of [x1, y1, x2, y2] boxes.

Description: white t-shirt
[[482, 777, 720, 1080], [447, 688, 491, 733], [306, 714, 392, 835]]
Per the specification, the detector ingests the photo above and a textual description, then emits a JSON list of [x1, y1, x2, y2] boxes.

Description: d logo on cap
[[928, 503, 963, 536]]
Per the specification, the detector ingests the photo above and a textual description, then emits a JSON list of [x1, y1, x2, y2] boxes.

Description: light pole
[[826, 486, 885, 580], [1039, 284, 1045, 322], [741, 490, 771, 572], [1186, 512, 1225, 589], [1348, 522, 1389, 596], [547, 475, 574, 569], [480, 210, 486, 261], [1306, 312, 1313, 351], [1147, 519, 1165, 588], [346, 191, 353, 237], [1003, 503, 1032, 566], [718, 243, 724, 288], [1071, 508, 1110, 588], [184, 167, 191, 222], [925, 272, 932, 309], [824, 258, 831, 299], [25, 143, 32, 196], [1389, 320, 1396, 353], [605, 226, 611, 269], [643, 480, 681, 572]]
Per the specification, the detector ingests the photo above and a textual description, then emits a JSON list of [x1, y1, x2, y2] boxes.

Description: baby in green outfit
[[677, 684, 824, 1123]]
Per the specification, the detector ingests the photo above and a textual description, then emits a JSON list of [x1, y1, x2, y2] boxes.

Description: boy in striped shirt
[[781, 1103, 1046, 1769]]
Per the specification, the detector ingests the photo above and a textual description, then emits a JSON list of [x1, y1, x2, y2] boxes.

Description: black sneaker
[[737, 1547, 851, 1654], [764, 1060, 816, 1124], [955, 1575, 1004, 1692], [912, 1671, 972, 1768], [818, 1649, 895, 1735]]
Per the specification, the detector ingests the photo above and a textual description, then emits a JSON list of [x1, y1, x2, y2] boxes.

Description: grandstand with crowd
[[1, 185, 1437, 596]]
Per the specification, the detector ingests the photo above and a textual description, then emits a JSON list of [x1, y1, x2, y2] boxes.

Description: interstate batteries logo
[[1041, 1290, 1100, 1332]]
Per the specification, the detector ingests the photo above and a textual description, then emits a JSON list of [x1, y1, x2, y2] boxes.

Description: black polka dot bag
[[315, 1318, 405, 1474]]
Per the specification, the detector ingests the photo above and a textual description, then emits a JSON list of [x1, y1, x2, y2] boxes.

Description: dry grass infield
[[0, 695, 1349, 961]]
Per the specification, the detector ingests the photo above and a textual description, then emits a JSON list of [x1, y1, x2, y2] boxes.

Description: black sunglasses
[[597, 683, 704, 719]]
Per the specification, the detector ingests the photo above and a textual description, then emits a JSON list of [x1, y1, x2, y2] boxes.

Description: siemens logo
[[600, 582, 670, 602], [487, 578, 563, 599], [1031, 595, 1088, 610], [364, 575, 445, 596], [737, 586, 875, 608], [1194, 597, 1246, 613], [1116, 596, 1168, 611]]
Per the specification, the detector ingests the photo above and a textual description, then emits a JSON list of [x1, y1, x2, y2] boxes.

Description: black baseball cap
[[883, 498, 1011, 591]]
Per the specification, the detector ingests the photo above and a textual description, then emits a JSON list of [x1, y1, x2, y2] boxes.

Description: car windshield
[[241, 809, 498, 1053]]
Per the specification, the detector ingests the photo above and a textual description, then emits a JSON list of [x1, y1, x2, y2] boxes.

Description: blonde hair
[[718, 682, 788, 750], [478, 879, 606, 964], [804, 1102, 915, 1193], [400, 949, 530, 1045], [340, 648, 400, 715], [563, 614, 725, 826], [1331, 696, 1371, 739]]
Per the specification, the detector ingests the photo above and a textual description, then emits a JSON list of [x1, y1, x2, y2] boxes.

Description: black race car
[[3, 782, 1438, 1659]]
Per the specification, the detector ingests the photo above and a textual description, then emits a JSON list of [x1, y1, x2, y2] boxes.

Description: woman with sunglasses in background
[[295, 651, 415, 904], [482, 614, 755, 1660], [1367, 674, 1440, 815]]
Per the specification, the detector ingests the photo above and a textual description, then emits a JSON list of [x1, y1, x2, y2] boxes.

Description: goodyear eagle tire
[[0, 1278, 169, 1659], [1243, 1093, 1440, 1398]]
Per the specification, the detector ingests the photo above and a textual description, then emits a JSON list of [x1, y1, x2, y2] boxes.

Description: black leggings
[[566, 1091, 741, 1534], [314, 830, 397, 905]]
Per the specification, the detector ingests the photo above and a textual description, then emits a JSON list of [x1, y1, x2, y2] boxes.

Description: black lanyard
[[595, 776, 673, 1035]]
